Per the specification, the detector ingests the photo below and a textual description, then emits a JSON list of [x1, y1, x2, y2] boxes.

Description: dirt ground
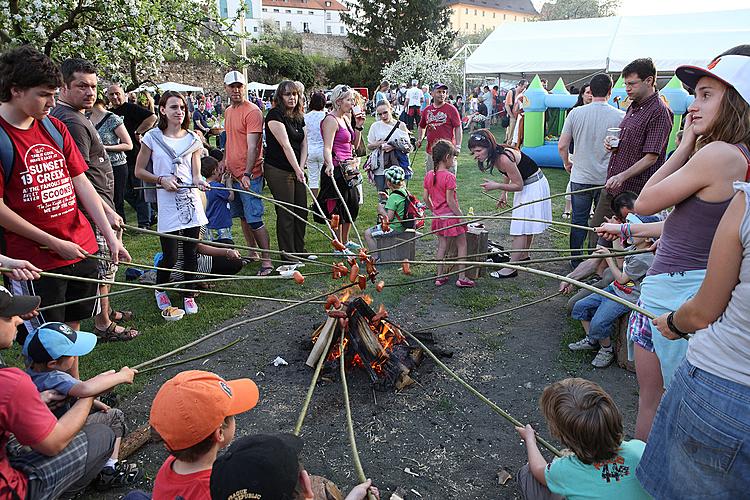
[[98, 221, 637, 500]]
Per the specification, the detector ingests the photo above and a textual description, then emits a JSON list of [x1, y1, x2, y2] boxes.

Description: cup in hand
[[606, 128, 621, 148]]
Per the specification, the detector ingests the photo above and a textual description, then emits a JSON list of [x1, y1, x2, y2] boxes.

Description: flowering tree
[[380, 33, 462, 91], [0, 0, 242, 89]]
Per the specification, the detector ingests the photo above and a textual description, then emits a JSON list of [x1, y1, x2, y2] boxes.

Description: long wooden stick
[[136, 337, 246, 375], [390, 320, 563, 457], [294, 322, 337, 436], [339, 331, 377, 500]]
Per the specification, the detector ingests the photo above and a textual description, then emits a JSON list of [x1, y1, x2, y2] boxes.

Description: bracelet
[[353, 126, 364, 131], [156, 176, 163, 185], [666, 311, 691, 339]]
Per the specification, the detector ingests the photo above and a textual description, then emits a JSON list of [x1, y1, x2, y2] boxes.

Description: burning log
[[307, 296, 422, 390]]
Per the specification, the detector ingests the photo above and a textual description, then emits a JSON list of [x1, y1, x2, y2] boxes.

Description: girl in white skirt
[[470, 129, 552, 278]]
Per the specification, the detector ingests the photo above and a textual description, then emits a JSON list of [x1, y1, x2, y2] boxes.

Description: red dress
[[423, 170, 467, 237]]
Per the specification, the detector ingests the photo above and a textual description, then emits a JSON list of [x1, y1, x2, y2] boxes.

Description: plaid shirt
[[607, 92, 673, 195]]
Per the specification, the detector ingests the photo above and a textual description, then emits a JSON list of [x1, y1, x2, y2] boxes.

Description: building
[[218, 0, 263, 36], [261, 0, 349, 36], [445, 0, 537, 35]]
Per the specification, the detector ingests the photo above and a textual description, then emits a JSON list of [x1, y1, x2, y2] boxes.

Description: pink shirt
[[423, 170, 458, 216]]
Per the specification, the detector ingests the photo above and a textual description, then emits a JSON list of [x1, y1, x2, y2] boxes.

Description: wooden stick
[[295, 320, 337, 435], [391, 320, 563, 457], [305, 317, 337, 367], [137, 337, 245, 374], [329, 173, 364, 248]]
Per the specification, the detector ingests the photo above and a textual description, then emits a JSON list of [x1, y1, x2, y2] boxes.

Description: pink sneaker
[[456, 277, 476, 288], [155, 291, 171, 310], [184, 297, 198, 314]]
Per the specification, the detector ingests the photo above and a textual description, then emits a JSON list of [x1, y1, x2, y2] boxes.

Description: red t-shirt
[[152, 455, 212, 500], [0, 116, 97, 270], [224, 101, 264, 180], [0, 367, 58, 499], [419, 103, 461, 153]]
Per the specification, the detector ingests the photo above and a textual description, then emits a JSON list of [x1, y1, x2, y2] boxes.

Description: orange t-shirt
[[224, 100, 264, 179]]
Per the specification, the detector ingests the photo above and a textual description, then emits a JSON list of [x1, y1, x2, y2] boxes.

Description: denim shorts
[[230, 177, 265, 223], [636, 360, 750, 499]]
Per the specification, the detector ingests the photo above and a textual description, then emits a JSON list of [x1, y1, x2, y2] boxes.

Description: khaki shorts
[[94, 225, 120, 282]]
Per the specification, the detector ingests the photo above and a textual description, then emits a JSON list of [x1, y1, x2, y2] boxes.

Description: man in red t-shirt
[[0, 47, 130, 340], [417, 83, 463, 175], [0, 285, 115, 499]]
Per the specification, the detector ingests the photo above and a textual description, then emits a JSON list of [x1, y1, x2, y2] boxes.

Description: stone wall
[[301, 33, 349, 59], [154, 61, 227, 94]]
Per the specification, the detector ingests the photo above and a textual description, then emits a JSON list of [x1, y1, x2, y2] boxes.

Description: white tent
[[156, 82, 204, 93], [247, 81, 278, 93], [465, 9, 750, 76]]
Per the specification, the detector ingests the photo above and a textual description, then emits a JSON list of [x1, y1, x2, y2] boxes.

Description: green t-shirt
[[384, 188, 408, 232], [544, 440, 651, 500]]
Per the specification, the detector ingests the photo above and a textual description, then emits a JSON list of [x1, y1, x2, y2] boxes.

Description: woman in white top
[[304, 91, 327, 198], [135, 90, 208, 315], [367, 100, 409, 196]]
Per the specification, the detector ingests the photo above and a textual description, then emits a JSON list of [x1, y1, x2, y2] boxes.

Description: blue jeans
[[569, 181, 600, 266], [637, 361, 750, 499], [570, 284, 631, 341]]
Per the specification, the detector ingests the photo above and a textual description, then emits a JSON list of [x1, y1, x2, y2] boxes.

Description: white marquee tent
[[465, 9, 750, 76]]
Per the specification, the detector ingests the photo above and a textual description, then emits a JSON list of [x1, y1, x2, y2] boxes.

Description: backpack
[[391, 189, 425, 230], [0, 117, 64, 185]]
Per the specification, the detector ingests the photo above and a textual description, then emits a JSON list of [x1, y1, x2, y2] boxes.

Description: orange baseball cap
[[149, 370, 259, 451]]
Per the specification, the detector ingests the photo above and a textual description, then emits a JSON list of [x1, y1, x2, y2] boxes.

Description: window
[[465, 8, 468, 14], [503, 13, 506, 19], [285, 9, 291, 13], [493, 12, 496, 18], [245, 0, 252, 18], [326, 12, 331, 19], [482, 10, 485, 16], [286, 21, 292, 27], [275, 20, 281, 28], [340, 26, 344, 33], [465, 22, 468, 28], [219, 0, 228, 18], [473, 23, 476, 31], [327, 26, 332, 33], [297, 10, 302, 14], [514, 15, 517, 20], [262, 7, 267, 12], [309, 10, 314, 14], [273, 8, 279, 12], [474, 9, 477, 15], [482, 24, 484, 29], [254, 26, 258, 32], [325, 1, 331, 6], [303, 22, 309, 32]]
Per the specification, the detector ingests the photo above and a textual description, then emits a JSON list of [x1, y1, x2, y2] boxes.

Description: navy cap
[[23, 322, 97, 363]]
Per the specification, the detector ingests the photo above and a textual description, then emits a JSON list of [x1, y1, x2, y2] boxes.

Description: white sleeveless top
[[687, 182, 750, 387]]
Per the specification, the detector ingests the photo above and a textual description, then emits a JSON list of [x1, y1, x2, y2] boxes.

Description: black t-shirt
[[477, 103, 488, 116], [263, 107, 305, 172], [50, 103, 114, 207], [112, 103, 154, 164]]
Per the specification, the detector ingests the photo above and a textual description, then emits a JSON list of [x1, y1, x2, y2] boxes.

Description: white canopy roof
[[156, 82, 204, 93], [466, 9, 750, 75], [248, 81, 278, 93]]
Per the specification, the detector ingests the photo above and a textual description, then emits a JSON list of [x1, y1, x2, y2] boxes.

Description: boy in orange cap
[[149, 370, 259, 500]]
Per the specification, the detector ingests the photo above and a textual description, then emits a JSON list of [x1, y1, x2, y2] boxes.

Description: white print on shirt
[[19, 143, 76, 218], [425, 109, 449, 130], [175, 187, 198, 225]]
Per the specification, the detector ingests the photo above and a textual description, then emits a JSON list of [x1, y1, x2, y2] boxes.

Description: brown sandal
[[94, 322, 140, 342], [109, 310, 135, 322]]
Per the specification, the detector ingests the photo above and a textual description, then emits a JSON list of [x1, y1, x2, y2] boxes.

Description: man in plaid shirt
[[591, 58, 673, 239]]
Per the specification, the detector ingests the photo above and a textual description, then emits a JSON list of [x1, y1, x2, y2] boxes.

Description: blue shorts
[[637, 360, 750, 499], [230, 177, 265, 224]]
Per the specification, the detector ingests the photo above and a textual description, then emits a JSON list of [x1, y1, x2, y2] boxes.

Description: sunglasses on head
[[470, 133, 491, 144]]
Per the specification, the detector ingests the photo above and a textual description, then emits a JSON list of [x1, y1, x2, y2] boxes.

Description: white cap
[[676, 55, 750, 106], [224, 70, 245, 86]]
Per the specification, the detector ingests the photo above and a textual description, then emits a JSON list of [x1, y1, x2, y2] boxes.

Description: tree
[[341, 0, 454, 80], [0, 0, 240, 89], [381, 32, 461, 93], [258, 20, 303, 50], [537, 0, 620, 21]]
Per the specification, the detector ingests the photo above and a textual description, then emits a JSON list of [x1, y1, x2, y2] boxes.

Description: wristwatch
[[243, 172, 253, 178]]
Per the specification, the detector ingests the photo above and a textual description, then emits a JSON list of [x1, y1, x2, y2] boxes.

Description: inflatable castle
[[519, 74, 694, 168]]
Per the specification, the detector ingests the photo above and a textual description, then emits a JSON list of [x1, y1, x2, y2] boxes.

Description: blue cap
[[23, 322, 97, 363]]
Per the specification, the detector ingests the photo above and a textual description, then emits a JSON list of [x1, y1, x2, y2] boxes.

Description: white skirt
[[510, 174, 552, 236]]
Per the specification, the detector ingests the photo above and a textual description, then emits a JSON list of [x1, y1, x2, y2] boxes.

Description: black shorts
[[12, 258, 99, 335]]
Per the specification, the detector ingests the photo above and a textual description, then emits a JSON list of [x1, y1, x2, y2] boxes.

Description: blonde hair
[[540, 378, 623, 464], [330, 84, 353, 111]]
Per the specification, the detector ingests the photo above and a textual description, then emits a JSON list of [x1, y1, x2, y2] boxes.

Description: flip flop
[[256, 266, 274, 277]]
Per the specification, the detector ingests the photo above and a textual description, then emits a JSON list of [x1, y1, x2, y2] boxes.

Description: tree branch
[[43, 0, 102, 55]]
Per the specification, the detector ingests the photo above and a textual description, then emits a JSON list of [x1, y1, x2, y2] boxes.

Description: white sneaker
[[568, 337, 599, 351], [592, 346, 615, 368], [155, 291, 172, 311], [184, 297, 198, 314]]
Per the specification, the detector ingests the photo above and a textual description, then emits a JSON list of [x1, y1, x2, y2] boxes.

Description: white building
[[261, 0, 349, 36], [218, 0, 264, 36]]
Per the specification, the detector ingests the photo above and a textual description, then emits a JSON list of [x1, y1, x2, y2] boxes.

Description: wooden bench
[[374, 229, 419, 263], [444, 224, 490, 280]]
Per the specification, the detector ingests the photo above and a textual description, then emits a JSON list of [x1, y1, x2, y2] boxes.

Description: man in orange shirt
[[223, 71, 272, 275]]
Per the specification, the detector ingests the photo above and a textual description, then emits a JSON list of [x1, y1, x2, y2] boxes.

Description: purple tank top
[[648, 195, 731, 276], [321, 115, 353, 161]]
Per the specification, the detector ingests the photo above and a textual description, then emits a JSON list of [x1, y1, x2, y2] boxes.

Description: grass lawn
[[4, 117, 575, 392]]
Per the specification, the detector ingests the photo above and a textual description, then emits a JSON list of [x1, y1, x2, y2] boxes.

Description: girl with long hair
[[423, 140, 474, 288], [135, 90, 208, 315], [470, 129, 552, 278], [596, 45, 750, 440], [367, 99, 409, 196], [264, 80, 308, 258], [320, 84, 366, 251]]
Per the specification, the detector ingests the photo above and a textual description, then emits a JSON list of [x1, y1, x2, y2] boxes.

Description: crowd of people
[[0, 39, 748, 499]]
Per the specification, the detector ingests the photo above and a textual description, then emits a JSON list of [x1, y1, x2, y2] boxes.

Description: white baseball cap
[[676, 54, 750, 106], [224, 70, 246, 86]]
